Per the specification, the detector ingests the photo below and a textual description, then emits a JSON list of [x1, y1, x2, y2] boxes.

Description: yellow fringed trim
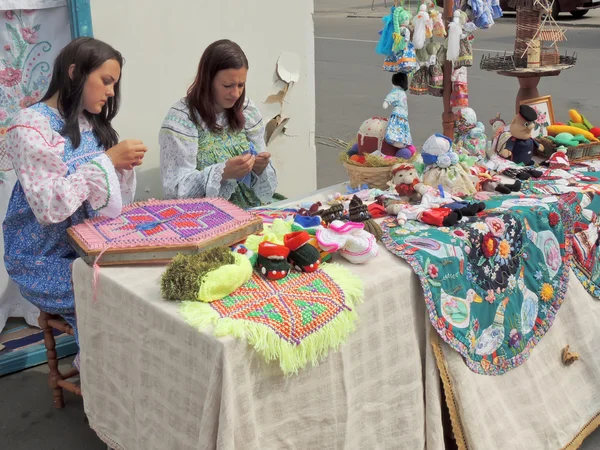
[[180, 263, 364, 375]]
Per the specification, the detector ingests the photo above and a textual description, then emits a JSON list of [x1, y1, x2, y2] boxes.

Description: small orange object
[[349, 155, 366, 164]]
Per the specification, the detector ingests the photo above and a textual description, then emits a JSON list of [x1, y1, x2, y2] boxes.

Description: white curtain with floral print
[[0, 5, 70, 331]]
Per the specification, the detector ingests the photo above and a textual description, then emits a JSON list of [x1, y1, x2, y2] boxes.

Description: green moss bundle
[[161, 247, 234, 301]]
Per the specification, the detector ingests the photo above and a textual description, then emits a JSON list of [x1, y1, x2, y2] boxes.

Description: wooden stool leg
[[39, 311, 64, 409]]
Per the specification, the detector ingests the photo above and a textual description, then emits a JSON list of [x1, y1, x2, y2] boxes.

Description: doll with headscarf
[[421, 133, 478, 196], [454, 107, 487, 161], [412, 4, 432, 50]]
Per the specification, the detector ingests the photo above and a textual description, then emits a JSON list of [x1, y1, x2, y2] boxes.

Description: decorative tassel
[[446, 12, 462, 62], [412, 4, 430, 50]]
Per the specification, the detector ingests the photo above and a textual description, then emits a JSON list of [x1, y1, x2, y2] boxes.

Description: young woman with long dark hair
[[3, 37, 147, 365], [159, 39, 278, 208]]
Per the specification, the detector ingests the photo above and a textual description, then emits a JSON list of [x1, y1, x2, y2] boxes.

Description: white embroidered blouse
[[159, 97, 277, 204], [5, 106, 135, 225]]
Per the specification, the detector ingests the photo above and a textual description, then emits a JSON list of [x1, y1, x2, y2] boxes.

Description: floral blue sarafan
[[382, 194, 571, 376]]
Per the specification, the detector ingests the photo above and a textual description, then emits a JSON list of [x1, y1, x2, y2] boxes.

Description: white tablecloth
[[73, 188, 600, 450], [0, 171, 39, 331]]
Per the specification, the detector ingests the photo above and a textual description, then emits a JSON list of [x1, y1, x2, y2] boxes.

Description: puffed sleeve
[[117, 168, 137, 205], [159, 100, 237, 200], [243, 98, 278, 203], [5, 108, 123, 225]]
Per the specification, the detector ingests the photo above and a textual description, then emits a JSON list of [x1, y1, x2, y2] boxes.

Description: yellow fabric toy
[[198, 252, 253, 302]]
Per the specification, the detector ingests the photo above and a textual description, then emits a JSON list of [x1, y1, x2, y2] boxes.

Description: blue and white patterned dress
[[3, 103, 135, 359], [384, 87, 412, 147]]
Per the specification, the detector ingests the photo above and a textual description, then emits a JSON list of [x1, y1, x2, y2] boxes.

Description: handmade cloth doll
[[471, 0, 495, 29], [348, 195, 383, 241], [491, 0, 503, 19], [386, 188, 460, 226], [450, 67, 469, 111], [410, 64, 429, 96], [384, 73, 416, 159], [548, 147, 570, 170], [493, 105, 544, 165], [455, 21, 475, 68], [454, 107, 487, 161], [388, 163, 428, 203], [470, 165, 522, 194], [428, 46, 445, 98], [412, 4, 431, 50], [446, 11, 462, 62], [382, 7, 417, 75], [489, 113, 506, 137], [316, 221, 379, 264], [421, 133, 478, 196], [430, 9, 447, 37]]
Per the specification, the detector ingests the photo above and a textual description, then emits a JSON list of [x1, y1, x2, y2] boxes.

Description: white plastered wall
[[90, 1, 316, 200]]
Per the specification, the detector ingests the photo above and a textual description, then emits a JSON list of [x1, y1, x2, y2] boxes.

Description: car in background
[[437, 0, 600, 19]]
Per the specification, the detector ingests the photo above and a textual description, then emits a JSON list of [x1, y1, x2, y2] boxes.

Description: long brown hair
[[186, 40, 248, 133], [40, 37, 123, 149]]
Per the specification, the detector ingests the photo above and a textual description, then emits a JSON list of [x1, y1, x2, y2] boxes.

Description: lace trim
[[205, 163, 236, 199]]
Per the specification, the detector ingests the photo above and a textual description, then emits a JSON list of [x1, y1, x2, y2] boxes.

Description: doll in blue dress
[[383, 73, 416, 160]]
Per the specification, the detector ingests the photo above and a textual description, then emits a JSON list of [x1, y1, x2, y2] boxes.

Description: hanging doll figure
[[428, 45, 445, 97], [455, 20, 476, 68], [382, 7, 417, 75], [450, 67, 469, 111], [430, 9, 447, 38], [410, 45, 430, 96], [446, 10, 462, 63], [412, 4, 431, 50], [384, 73, 416, 160]]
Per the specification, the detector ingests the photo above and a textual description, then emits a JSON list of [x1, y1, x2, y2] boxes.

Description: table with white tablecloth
[[0, 171, 39, 332], [73, 188, 600, 450]]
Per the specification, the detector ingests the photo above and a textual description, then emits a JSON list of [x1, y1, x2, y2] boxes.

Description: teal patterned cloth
[[522, 175, 600, 300], [382, 194, 572, 375]]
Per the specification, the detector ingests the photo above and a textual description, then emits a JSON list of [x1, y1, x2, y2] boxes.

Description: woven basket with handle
[[344, 162, 393, 190]]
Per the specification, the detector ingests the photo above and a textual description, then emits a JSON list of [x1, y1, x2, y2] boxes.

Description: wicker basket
[[343, 162, 393, 190], [536, 139, 600, 162]]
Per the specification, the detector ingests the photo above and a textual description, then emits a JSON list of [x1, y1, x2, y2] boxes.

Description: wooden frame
[[67, 0, 94, 39], [519, 95, 555, 139]]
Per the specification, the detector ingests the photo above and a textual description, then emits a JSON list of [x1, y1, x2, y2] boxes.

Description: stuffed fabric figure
[[446, 11, 462, 62], [493, 105, 544, 166], [422, 133, 478, 196], [383, 73, 416, 159], [454, 107, 487, 161], [412, 4, 430, 50], [431, 9, 446, 37], [383, 7, 417, 74], [389, 163, 428, 202]]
